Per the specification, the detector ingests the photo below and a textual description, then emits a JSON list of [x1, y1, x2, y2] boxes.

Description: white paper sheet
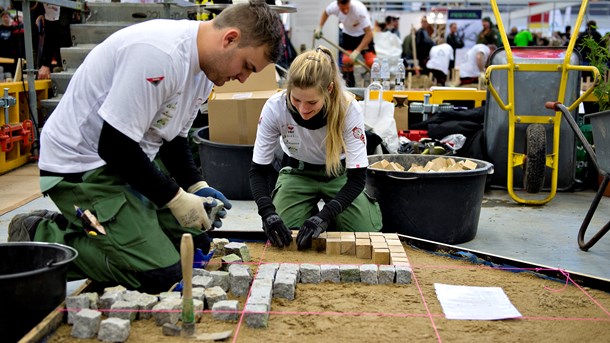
[[434, 283, 522, 320]]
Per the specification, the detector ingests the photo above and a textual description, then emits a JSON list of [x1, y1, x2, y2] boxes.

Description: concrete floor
[[2, 186, 609, 285]]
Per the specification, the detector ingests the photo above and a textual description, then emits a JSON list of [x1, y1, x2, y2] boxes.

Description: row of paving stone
[[67, 254, 413, 339]]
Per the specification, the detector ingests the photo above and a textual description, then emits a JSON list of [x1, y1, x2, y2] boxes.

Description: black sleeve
[[249, 161, 277, 218], [158, 135, 203, 190], [318, 167, 367, 222], [98, 121, 179, 208]]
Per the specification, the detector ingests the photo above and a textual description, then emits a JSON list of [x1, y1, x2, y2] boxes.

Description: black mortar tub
[[193, 126, 256, 200], [366, 154, 494, 244], [0, 242, 78, 342]]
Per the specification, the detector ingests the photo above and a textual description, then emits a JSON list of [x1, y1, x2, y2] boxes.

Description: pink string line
[[408, 257, 443, 342], [232, 240, 271, 343]]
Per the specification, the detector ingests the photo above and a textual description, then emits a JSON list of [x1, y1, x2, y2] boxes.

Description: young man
[[8, 1, 284, 294], [459, 43, 496, 85], [314, 0, 374, 87]]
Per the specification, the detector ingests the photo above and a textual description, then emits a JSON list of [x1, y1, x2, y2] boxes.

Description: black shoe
[[8, 210, 67, 242]]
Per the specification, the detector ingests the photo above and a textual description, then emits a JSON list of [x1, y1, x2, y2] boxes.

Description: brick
[[339, 265, 360, 283], [360, 264, 378, 284], [71, 309, 101, 339], [326, 238, 341, 255], [383, 233, 399, 240], [340, 234, 356, 255], [373, 248, 390, 265], [378, 265, 396, 284], [354, 232, 370, 239], [320, 264, 340, 283], [326, 232, 342, 238], [299, 264, 321, 284], [395, 265, 413, 284], [355, 239, 372, 259], [370, 235, 386, 242], [98, 317, 130, 343]]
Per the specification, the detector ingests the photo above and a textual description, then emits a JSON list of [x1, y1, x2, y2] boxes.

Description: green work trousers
[[36, 166, 202, 290], [272, 166, 383, 232]]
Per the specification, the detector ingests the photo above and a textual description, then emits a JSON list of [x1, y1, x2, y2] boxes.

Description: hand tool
[[181, 233, 195, 337]]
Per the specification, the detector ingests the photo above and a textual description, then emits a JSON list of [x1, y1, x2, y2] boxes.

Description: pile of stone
[[370, 157, 478, 173]]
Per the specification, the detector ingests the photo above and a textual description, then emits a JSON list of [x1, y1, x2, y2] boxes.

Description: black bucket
[[193, 127, 255, 200], [0, 242, 78, 342], [366, 154, 494, 244]]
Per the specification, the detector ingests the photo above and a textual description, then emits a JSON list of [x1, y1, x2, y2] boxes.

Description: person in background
[[446, 22, 464, 71], [314, 0, 374, 87], [249, 46, 382, 249], [561, 25, 571, 44], [459, 43, 496, 85], [8, 1, 283, 294], [385, 15, 400, 37], [37, 4, 73, 79], [575, 20, 603, 65], [477, 17, 498, 46], [415, 16, 435, 70], [0, 9, 19, 75], [426, 38, 453, 86], [507, 26, 518, 46], [513, 29, 534, 47]]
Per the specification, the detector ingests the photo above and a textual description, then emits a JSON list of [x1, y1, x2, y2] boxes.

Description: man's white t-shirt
[[426, 43, 454, 75], [39, 19, 213, 173], [325, 0, 372, 37], [459, 44, 491, 78], [252, 91, 369, 169]]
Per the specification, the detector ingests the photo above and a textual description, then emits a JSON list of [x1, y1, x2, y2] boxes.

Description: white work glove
[[188, 181, 231, 229], [314, 27, 323, 39], [166, 188, 212, 231], [349, 50, 361, 63]]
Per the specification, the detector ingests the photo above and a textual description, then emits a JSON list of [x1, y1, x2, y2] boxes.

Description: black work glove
[[296, 215, 328, 250], [262, 213, 292, 248]]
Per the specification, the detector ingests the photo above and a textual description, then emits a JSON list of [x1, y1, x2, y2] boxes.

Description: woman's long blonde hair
[[286, 45, 349, 176]]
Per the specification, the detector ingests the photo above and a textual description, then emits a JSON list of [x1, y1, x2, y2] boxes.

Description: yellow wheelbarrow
[[485, 0, 600, 205]]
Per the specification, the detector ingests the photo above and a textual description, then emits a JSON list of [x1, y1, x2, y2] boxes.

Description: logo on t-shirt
[[352, 127, 365, 144], [146, 76, 165, 86]]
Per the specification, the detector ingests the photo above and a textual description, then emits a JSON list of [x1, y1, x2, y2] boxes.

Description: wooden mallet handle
[[180, 233, 195, 336]]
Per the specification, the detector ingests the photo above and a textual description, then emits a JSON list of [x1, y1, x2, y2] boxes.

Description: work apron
[[37, 166, 202, 289], [272, 166, 382, 232]]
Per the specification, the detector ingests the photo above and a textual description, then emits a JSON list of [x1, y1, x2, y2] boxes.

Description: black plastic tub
[[193, 127, 255, 200], [366, 154, 494, 244], [0, 242, 78, 342]]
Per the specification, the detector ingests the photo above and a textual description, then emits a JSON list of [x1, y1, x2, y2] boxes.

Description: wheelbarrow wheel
[[524, 124, 546, 193]]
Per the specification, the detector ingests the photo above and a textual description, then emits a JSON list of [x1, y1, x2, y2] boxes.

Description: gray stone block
[[162, 323, 181, 337], [378, 265, 396, 284], [395, 265, 413, 284], [320, 264, 341, 283], [224, 242, 251, 262], [360, 264, 379, 284], [278, 263, 300, 279], [221, 254, 243, 271], [244, 303, 269, 328], [82, 292, 99, 310], [212, 238, 230, 256], [204, 286, 228, 309], [152, 298, 182, 326], [299, 263, 321, 284], [158, 291, 181, 301], [255, 263, 279, 280], [273, 274, 297, 300], [210, 271, 231, 291], [71, 309, 101, 339], [193, 268, 211, 277], [229, 264, 253, 297], [99, 289, 124, 315], [98, 317, 130, 342], [194, 299, 204, 322], [193, 275, 215, 289], [66, 295, 90, 324], [109, 300, 138, 322], [249, 278, 273, 303], [132, 293, 158, 320], [212, 300, 240, 321], [340, 265, 361, 283], [193, 287, 205, 302]]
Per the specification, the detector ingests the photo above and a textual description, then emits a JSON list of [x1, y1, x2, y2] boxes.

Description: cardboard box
[[208, 64, 278, 145]]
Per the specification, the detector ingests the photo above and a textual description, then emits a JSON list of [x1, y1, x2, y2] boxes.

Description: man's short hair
[[213, 1, 284, 63], [338, 0, 350, 5]]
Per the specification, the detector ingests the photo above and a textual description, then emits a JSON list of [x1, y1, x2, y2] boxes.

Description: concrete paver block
[[320, 264, 340, 283], [299, 263, 321, 284], [360, 264, 379, 284], [98, 317, 130, 342], [212, 300, 240, 321], [71, 308, 101, 339]]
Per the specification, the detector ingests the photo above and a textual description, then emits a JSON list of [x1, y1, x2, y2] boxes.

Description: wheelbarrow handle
[[545, 101, 561, 110]]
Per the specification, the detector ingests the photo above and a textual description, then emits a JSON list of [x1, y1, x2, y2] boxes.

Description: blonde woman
[[249, 46, 382, 249]]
